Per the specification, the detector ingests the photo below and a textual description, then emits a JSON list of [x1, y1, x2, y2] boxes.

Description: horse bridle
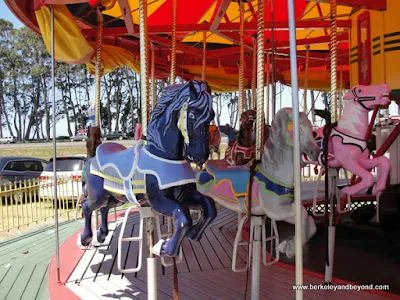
[[351, 87, 375, 111]]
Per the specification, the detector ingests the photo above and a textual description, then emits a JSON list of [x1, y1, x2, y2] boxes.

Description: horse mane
[[262, 108, 292, 169], [146, 80, 214, 151]]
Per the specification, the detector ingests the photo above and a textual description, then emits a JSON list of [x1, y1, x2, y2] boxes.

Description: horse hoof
[[77, 233, 92, 249], [93, 229, 107, 246], [152, 239, 166, 256]]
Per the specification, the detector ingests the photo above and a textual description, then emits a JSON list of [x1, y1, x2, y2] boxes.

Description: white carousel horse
[[197, 107, 321, 258]]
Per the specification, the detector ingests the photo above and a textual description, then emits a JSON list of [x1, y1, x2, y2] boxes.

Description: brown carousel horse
[[224, 110, 256, 166]]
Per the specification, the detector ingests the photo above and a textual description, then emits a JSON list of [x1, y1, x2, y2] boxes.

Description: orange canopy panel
[[5, 0, 355, 91]]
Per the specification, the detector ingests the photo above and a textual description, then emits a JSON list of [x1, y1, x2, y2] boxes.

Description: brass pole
[[255, 0, 265, 160], [330, 0, 338, 122]]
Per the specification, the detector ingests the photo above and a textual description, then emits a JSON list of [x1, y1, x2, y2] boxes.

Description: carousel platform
[[49, 204, 398, 299]]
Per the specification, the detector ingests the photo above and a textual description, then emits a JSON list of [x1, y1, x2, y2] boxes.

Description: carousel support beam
[[50, 5, 61, 284], [118, 0, 135, 34], [287, 0, 304, 298], [310, 0, 386, 11], [82, 20, 351, 37], [209, 0, 232, 31], [269, 32, 348, 49]]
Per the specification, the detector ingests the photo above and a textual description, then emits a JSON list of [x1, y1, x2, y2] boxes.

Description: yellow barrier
[[0, 176, 82, 233]]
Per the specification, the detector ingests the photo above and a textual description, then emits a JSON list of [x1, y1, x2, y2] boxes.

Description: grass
[[0, 143, 88, 160]]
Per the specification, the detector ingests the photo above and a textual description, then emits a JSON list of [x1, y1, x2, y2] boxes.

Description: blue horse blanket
[[91, 141, 196, 204]]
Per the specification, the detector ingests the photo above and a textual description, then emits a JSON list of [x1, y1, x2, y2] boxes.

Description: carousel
[[5, 0, 400, 299]]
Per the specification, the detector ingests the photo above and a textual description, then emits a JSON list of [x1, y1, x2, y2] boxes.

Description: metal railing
[[0, 176, 82, 233]]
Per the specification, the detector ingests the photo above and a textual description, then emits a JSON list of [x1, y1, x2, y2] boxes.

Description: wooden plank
[[94, 277, 147, 299], [67, 247, 97, 284], [119, 221, 143, 277], [203, 229, 232, 268], [220, 226, 248, 268], [156, 273, 198, 300], [0, 265, 23, 300], [33, 265, 50, 300], [197, 229, 224, 270], [188, 239, 212, 271], [180, 270, 245, 299], [171, 271, 242, 300], [208, 268, 292, 300], [90, 224, 120, 281], [179, 239, 201, 272], [5, 264, 35, 300], [21, 264, 48, 300]]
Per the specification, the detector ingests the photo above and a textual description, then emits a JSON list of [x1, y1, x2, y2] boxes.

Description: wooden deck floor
[[65, 208, 392, 300], [0, 219, 83, 300]]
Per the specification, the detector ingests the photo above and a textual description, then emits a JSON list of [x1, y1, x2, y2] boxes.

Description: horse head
[[240, 109, 256, 130], [179, 80, 215, 166], [209, 124, 221, 151], [146, 80, 214, 166], [344, 84, 391, 111], [265, 108, 321, 166]]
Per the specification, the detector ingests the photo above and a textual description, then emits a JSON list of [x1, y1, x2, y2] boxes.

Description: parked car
[[0, 156, 48, 187], [39, 155, 86, 201], [0, 136, 17, 144], [103, 131, 127, 141], [70, 133, 88, 142]]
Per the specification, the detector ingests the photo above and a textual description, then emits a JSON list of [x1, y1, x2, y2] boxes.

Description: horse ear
[[189, 81, 198, 100]]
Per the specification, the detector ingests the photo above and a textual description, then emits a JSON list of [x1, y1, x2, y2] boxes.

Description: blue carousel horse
[[78, 80, 217, 257]]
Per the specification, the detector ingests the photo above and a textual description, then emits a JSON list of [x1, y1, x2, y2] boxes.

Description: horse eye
[[188, 112, 195, 119]]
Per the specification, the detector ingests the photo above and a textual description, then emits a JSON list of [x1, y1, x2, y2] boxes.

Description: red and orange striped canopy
[[5, 0, 357, 91]]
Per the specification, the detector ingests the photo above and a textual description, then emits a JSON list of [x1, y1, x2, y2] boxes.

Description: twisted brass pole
[[170, 0, 177, 83], [303, 45, 310, 112], [251, 35, 257, 110], [238, 0, 245, 116], [139, 0, 149, 135], [95, 7, 103, 127], [255, 0, 265, 160], [151, 42, 156, 109], [330, 0, 338, 122], [266, 52, 270, 125], [201, 25, 207, 81]]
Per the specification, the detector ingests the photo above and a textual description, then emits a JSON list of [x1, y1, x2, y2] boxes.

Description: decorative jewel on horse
[[78, 80, 217, 258]]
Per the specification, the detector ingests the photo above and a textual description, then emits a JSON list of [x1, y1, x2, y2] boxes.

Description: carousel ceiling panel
[[5, 0, 358, 91]]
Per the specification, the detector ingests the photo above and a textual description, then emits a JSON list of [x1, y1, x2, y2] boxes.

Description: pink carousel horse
[[309, 84, 392, 196]]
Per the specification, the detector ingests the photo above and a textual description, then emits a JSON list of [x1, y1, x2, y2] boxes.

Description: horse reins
[[322, 113, 336, 268], [244, 158, 261, 299], [351, 88, 375, 111]]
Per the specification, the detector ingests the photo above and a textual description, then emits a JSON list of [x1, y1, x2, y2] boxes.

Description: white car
[[0, 136, 17, 144], [39, 155, 86, 201]]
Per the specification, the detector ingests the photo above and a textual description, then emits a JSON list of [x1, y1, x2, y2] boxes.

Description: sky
[[0, 2, 398, 138]]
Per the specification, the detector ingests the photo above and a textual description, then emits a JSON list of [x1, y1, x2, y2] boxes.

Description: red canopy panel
[[4, 0, 362, 91]]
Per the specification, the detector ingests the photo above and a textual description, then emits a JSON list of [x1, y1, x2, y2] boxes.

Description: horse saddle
[[93, 142, 144, 204], [96, 142, 136, 178], [203, 160, 251, 195]]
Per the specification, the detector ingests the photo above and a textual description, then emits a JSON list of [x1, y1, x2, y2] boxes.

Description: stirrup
[[117, 205, 152, 273], [154, 215, 183, 266], [232, 215, 280, 272], [263, 217, 279, 266]]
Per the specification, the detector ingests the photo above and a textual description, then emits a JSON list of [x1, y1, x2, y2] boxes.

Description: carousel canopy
[[4, 0, 385, 92]]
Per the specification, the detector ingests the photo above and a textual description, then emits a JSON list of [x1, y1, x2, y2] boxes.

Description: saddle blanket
[[91, 141, 196, 204]]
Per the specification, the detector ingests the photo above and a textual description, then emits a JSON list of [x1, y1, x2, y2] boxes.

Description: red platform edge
[[242, 223, 400, 300], [48, 209, 400, 300], [48, 210, 130, 300], [48, 229, 82, 300]]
